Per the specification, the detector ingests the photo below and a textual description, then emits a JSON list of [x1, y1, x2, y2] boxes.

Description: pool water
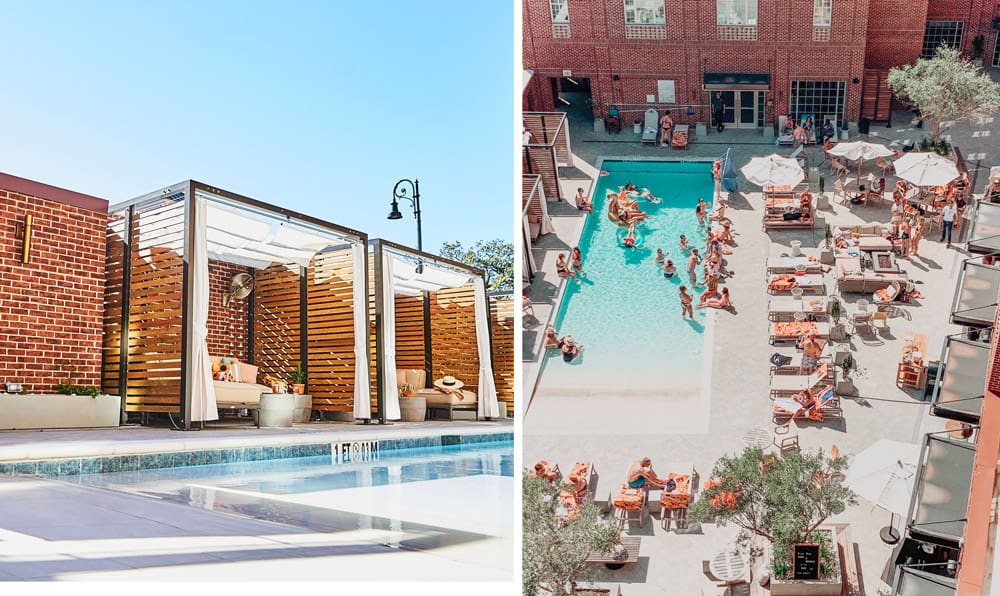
[[543, 160, 715, 388], [74, 442, 513, 556]]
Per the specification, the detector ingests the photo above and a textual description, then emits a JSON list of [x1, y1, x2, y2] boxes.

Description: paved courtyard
[[522, 98, 986, 594]]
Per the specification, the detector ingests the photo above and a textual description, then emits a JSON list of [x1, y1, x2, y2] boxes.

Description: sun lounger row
[[768, 296, 828, 321], [768, 273, 825, 294]]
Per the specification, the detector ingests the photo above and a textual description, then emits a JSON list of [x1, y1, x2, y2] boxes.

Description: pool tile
[[139, 454, 158, 471], [80, 458, 102, 474], [0, 463, 13, 476], [57, 459, 81, 476], [119, 455, 139, 472], [37, 461, 60, 476], [441, 435, 461, 446], [205, 450, 224, 464], [14, 461, 37, 475]]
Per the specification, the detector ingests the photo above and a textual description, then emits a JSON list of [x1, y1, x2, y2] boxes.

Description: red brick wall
[[523, 0, 871, 125], [865, 0, 928, 69], [0, 188, 106, 393], [207, 260, 249, 361]]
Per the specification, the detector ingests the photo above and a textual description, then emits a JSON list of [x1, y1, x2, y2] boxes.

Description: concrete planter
[[292, 394, 312, 423], [399, 396, 427, 422], [0, 394, 121, 430], [770, 527, 843, 596], [258, 393, 294, 428]]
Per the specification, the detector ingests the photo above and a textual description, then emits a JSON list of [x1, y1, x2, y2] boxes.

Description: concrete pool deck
[[524, 118, 972, 593]]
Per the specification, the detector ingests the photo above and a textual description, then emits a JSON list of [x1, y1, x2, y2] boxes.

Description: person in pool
[[687, 249, 700, 285], [623, 223, 637, 248], [655, 248, 666, 264], [695, 202, 706, 228], [543, 325, 562, 349], [679, 285, 694, 319], [663, 259, 677, 278], [627, 457, 669, 489], [679, 234, 690, 251], [571, 246, 585, 274], [560, 335, 583, 362]]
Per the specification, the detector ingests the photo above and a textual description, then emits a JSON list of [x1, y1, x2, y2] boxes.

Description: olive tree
[[523, 475, 620, 595], [439, 238, 513, 293], [888, 45, 1000, 142], [690, 447, 856, 572]]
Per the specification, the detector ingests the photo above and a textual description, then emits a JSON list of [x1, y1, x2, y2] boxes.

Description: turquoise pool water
[[546, 160, 714, 380]]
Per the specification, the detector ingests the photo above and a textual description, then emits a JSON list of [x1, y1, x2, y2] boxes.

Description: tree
[[523, 475, 620, 595], [439, 238, 513, 293], [888, 45, 1000, 142], [690, 447, 856, 573]]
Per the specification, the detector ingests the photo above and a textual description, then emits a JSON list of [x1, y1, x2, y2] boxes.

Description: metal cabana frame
[[523, 112, 572, 201], [103, 180, 369, 429], [905, 433, 976, 548], [368, 238, 501, 424]]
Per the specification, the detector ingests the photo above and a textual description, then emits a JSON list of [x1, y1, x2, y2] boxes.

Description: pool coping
[[529, 156, 718, 419], [0, 428, 513, 478]]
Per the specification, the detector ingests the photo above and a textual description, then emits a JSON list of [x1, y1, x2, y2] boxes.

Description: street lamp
[[388, 178, 422, 253]]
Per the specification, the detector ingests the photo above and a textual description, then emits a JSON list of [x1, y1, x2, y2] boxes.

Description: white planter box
[[0, 394, 121, 430]]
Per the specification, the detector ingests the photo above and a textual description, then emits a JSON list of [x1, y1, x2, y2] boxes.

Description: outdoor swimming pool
[[539, 159, 715, 393], [71, 441, 513, 579]]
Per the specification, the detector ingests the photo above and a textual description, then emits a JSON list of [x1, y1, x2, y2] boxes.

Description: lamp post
[[388, 178, 422, 253]]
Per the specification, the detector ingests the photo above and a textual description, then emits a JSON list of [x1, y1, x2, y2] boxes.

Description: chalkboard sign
[[793, 543, 821, 580]]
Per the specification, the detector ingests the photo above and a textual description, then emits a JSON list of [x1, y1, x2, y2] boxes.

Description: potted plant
[[690, 447, 856, 596], [973, 34, 985, 66], [289, 362, 306, 395], [836, 353, 857, 396]]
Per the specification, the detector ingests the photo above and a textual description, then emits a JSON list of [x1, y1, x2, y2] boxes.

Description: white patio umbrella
[[893, 152, 960, 188], [740, 154, 804, 188], [845, 438, 921, 544], [827, 141, 894, 180]]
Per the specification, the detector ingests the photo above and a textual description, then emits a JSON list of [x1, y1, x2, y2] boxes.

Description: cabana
[[931, 336, 987, 423], [523, 112, 573, 200], [523, 174, 555, 240], [103, 181, 370, 429], [905, 435, 975, 548], [949, 260, 1000, 328], [369, 239, 500, 423], [892, 566, 957, 596], [966, 201, 1000, 255]]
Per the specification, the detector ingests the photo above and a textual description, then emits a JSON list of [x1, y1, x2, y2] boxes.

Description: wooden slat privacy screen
[[523, 112, 572, 166], [123, 201, 185, 412], [523, 145, 562, 201], [305, 248, 358, 410], [101, 214, 127, 396], [431, 285, 480, 389], [253, 264, 301, 395], [490, 297, 515, 415]]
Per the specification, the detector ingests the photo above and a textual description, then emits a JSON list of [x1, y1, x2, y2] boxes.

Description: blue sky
[[0, 1, 514, 250]]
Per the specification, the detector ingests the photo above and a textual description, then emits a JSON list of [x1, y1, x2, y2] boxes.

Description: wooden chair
[[876, 156, 894, 177], [773, 419, 801, 453], [872, 310, 889, 330], [834, 179, 847, 204], [831, 159, 848, 178]]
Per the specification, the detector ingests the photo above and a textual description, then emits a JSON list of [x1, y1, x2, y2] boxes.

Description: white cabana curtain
[[381, 254, 401, 420], [474, 277, 500, 418], [352, 243, 371, 419], [191, 196, 218, 422]]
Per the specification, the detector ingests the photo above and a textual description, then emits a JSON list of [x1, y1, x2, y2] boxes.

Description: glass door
[[738, 91, 758, 128], [720, 91, 736, 126]]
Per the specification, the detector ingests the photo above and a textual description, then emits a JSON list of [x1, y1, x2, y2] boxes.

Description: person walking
[[940, 199, 957, 248], [711, 91, 725, 133]]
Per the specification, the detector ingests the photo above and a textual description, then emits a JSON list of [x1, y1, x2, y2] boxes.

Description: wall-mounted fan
[[223, 272, 255, 307]]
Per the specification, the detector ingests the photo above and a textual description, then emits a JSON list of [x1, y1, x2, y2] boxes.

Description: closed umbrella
[[845, 438, 921, 544], [740, 154, 804, 188], [827, 141, 894, 181], [893, 152, 960, 188]]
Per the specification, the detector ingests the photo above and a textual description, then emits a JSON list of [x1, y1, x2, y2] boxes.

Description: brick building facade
[[524, 0, 1000, 130], [0, 173, 108, 393]]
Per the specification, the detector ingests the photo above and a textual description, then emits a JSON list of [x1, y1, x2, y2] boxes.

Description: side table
[[259, 393, 295, 428]]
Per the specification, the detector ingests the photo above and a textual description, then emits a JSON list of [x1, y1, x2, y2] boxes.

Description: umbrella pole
[[880, 511, 901, 544]]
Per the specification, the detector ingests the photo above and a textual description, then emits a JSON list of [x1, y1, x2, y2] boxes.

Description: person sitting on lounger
[[627, 457, 669, 489], [571, 246, 585, 275], [556, 253, 576, 279], [663, 259, 677, 278], [544, 325, 562, 349], [697, 287, 731, 309], [798, 333, 824, 373], [530, 460, 558, 482], [794, 387, 814, 408], [560, 335, 583, 362], [575, 187, 593, 212]]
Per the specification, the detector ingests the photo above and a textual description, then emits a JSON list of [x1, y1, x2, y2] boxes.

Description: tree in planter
[[523, 475, 620, 595], [690, 447, 856, 580], [888, 46, 1000, 143]]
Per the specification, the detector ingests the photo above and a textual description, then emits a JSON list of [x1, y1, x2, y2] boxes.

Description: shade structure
[[721, 147, 738, 193], [893, 567, 957, 596], [740, 154, 804, 188], [968, 201, 1000, 255], [932, 336, 987, 422], [893, 152, 959, 188], [827, 140, 894, 179], [908, 435, 975, 546], [474, 277, 500, 418], [950, 260, 1000, 328], [846, 439, 921, 516]]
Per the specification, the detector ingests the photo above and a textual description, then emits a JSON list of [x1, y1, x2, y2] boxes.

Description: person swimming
[[679, 234, 690, 251], [622, 223, 637, 248], [560, 335, 583, 362], [663, 259, 677, 278], [655, 248, 665, 264]]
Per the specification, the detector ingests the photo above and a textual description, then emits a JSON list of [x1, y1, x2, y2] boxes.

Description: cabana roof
[[931, 336, 987, 422], [907, 435, 976, 547], [967, 201, 1000, 255], [949, 260, 1000, 328]]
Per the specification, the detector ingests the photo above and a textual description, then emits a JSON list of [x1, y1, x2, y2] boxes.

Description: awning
[[968, 201, 1000, 255], [950, 261, 1000, 327], [389, 255, 473, 296], [907, 435, 975, 546], [932, 337, 987, 422], [893, 566, 957, 596], [703, 72, 771, 90]]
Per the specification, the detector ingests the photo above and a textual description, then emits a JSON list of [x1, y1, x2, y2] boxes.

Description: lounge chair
[[769, 345, 832, 373], [766, 256, 823, 275], [769, 320, 831, 344], [641, 108, 658, 144], [769, 364, 834, 397], [773, 419, 801, 453], [767, 274, 825, 294], [767, 296, 828, 320], [873, 280, 904, 305], [671, 124, 689, 149], [773, 385, 840, 423]]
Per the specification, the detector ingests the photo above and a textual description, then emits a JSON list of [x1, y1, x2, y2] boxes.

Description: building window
[[790, 80, 846, 130], [813, 0, 831, 27], [922, 21, 964, 58], [550, 0, 570, 38], [717, 0, 757, 26], [624, 0, 665, 25]]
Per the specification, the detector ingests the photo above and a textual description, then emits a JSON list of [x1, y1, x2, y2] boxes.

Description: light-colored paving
[[524, 113, 971, 593]]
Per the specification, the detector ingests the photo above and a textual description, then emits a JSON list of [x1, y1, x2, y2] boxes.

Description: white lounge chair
[[641, 108, 658, 144], [766, 256, 823, 275], [767, 274, 826, 294], [770, 364, 834, 397]]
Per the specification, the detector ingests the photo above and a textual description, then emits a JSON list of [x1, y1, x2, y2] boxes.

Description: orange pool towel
[[876, 287, 894, 302], [659, 473, 692, 509], [614, 485, 644, 510], [773, 321, 819, 337], [769, 275, 799, 291]]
